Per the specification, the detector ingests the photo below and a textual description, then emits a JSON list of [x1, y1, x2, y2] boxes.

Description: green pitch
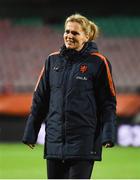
[[0, 143, 140, 179]]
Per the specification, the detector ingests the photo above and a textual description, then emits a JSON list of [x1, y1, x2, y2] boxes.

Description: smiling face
[[63, 21, 89, 51]]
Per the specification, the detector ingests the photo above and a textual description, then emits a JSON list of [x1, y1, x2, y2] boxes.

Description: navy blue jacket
[[22, 42, 117, 161]]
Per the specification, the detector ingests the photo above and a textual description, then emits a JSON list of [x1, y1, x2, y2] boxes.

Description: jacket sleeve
[[95, 58, 117, 147], [22, 57, 50, 144]]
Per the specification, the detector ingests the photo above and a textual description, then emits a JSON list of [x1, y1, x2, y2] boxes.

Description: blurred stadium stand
[[0, 1, 140, 143], [0, 17, 140, 94], [0, 19, 62, 93]]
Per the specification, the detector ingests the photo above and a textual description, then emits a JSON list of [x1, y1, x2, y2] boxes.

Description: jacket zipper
[[61, 60, 72, 160]]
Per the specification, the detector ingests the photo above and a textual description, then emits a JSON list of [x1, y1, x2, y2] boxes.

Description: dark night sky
[[0, 0, 139, 20]]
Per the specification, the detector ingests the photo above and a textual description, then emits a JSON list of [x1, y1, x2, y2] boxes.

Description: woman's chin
[[66, 44, 75, 49]]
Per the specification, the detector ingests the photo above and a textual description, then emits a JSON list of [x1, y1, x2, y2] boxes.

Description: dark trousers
[[47, 159, 94, 179]]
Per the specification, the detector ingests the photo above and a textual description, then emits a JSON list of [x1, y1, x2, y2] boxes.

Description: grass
[[0, 143, 140, 179], [0, 143, 46, 179]]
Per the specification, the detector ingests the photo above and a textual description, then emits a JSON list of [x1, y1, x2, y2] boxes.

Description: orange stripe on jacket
[[34, 52, 59, 92], [34, 66, 45, 91], [91, 52, 116, 96], [49, 51, 60, 56]]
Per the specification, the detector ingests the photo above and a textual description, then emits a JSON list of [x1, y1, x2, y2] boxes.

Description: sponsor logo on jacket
[[76, 76, 87, 81]]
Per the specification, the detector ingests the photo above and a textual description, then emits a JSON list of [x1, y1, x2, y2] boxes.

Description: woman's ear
[[85, 34, 89, 42]]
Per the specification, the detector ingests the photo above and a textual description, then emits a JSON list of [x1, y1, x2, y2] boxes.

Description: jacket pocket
[[87, 92, 97, 120]]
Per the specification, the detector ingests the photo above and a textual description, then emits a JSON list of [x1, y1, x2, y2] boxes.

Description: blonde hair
[[65, 13, 99, 41]]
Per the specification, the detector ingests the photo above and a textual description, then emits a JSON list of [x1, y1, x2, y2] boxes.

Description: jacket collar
[[60, 41, 98, 61]]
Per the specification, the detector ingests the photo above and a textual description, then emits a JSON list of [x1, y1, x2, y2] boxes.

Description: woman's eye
[[65, 30, 79, 36], [65, 30, 70, 34], [72, 31, 79, 36]]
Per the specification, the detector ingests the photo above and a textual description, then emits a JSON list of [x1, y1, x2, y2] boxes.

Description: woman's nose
[[67, 32, 73, 38]]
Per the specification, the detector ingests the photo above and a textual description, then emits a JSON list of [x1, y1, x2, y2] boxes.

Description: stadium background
[[0, 0, 140, 179]]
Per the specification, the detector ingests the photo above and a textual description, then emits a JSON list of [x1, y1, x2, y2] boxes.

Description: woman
[[23, 13, 117, 179]]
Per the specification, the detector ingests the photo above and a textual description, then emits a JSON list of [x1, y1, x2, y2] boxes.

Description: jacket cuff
[[22, 114, 38, 144], [102, 121, 116, 146]]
